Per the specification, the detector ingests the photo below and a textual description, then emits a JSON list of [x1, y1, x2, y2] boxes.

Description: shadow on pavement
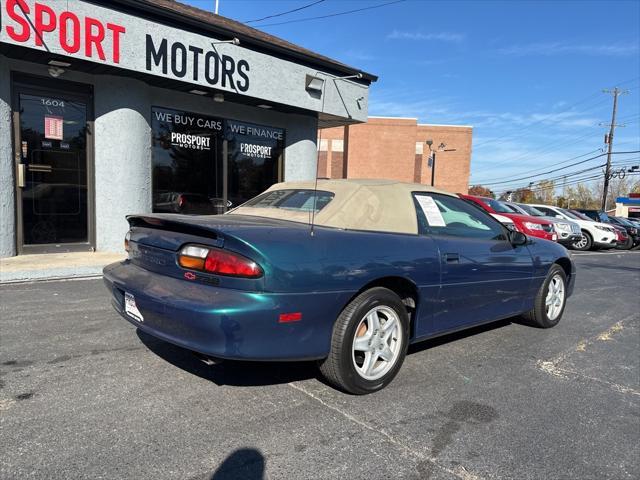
[[136, 329, 319, 387], [210, 448, 265, 480], [408, 318, 513, 355], [138, 317, 517, 389]]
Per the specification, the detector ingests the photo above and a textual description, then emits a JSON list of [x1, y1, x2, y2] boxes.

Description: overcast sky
[[185, 0, 640, 191]]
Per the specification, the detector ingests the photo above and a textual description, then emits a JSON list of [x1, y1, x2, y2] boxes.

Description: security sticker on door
[[124, 292, 144, 322], [416, 196, 446, 227]]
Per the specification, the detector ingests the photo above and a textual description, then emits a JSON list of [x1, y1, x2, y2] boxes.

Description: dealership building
[[0, 0, 375, 257]]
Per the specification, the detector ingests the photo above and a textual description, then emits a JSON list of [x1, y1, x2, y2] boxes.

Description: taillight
[[178, 244, 263, 278], [124, 231, 131, 252], [178, 195, 185, 207]]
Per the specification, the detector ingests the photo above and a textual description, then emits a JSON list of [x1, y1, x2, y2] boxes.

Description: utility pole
[[601, 87, 628, 210]]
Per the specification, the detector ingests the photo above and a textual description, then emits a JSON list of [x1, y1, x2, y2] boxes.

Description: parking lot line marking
[[571, 251, 639, 256], [536, 316, 640, 398], [288, 382, 485, 480]]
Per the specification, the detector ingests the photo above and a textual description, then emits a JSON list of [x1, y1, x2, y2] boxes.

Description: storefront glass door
[[14, 79, 93, 253]]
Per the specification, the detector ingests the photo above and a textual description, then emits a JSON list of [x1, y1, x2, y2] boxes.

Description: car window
[[560, 208, 585, 220], [481, 197, 513, 213], [517, 203, 545, 216], [501, 202, 521, 213], [613, 217, 632, 227], [414, 193, 507, 240], [243, 189, 334, 212], [534, 206, 557, 217]]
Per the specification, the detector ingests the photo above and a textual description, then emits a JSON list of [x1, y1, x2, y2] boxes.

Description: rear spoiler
[[127, 215, 224, 248]]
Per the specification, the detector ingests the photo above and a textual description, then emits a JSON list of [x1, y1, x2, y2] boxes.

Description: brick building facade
[[318, 116, 472, 194]]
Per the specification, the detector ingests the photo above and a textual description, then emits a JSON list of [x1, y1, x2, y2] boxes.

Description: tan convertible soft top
[[228, 179, 455, 234]]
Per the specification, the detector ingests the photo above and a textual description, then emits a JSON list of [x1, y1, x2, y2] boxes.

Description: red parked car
[[460, 195, 558, 242]]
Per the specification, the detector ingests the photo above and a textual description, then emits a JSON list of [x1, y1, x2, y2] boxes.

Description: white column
[[0, 55, 16, 257], [93, 76, 152, 253]]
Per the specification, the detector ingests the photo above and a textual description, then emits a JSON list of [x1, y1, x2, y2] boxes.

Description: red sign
[[44, 115, 63, 140], [4, 0, 125, 63]]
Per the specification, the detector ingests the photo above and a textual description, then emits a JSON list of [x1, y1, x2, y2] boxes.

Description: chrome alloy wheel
[[352, 306, 403, 381], [545, 274, 565, 321], [574, 234, 588, 249]]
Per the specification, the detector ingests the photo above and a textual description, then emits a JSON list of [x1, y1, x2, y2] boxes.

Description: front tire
[[572, 230, 592, 251], [522, 265, 567, 328], [616, 236, 633, 250], [320, 287, 409, 394]]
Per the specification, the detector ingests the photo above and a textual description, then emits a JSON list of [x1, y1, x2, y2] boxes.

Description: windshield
[[482, 197, 513, 213], [569, 209, 594, 221], [560, 208, 585, 220], [243, 189, 334, 212], [516, 203, 545, 216], [613, 216, 633, 227], [501, 203, 521, 213]]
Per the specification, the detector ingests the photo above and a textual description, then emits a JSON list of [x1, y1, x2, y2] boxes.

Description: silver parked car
[[502, 201, 582, 248]]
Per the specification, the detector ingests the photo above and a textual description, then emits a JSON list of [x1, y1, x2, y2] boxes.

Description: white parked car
[[528, 204, 617, 251]]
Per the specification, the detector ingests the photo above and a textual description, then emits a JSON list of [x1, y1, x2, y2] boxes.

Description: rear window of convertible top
[[243, 189, 335, 212]]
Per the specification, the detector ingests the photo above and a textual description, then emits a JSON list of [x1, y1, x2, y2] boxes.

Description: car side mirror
[[509, 231, 528, 246]]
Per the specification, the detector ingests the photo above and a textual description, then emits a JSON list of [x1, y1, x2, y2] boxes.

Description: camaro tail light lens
[[178, 245, 263, 278]]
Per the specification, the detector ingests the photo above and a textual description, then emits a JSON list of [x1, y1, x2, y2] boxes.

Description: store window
[[225, 120, 284, 207], [152, 109, 284, 213], [152, 107, 224, 214]]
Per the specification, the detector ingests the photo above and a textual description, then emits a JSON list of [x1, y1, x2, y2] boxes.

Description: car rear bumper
[[103, 261, 354, 361]]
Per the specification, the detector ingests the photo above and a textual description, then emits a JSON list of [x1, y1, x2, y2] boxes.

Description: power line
[[245, 0, 326, 23], [505, 164, 640, 197], [470, 148, 602, 184], [501, 163, 608, 192], [471, 130, 602, 183], [488, 150, 640, 189], [251, 0, 406, 27], [480, 147, 607, 186]]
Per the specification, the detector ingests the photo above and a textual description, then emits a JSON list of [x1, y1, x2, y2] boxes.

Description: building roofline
[[418, 123, 473, 128], [368, 116, 419, 120], [108, 0, 377, 83]]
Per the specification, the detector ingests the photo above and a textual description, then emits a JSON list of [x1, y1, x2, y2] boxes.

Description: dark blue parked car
[[103, 179, 575, 394]]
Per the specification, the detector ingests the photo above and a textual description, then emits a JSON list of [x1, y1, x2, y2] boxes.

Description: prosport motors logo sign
[[240, 143, 272, 159], [171, 132, 211, 151]]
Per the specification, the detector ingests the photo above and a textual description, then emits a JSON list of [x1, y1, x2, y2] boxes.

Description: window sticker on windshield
[[416, 195, 446, 227]]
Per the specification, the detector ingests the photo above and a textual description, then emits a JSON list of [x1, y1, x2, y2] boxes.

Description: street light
[[425, 140, 456, 187]]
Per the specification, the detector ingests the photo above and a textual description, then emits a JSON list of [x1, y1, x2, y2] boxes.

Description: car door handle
[[443, 253, 460, 263]]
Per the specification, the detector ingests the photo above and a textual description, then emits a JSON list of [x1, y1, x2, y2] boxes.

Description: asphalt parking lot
[[1, 251, 639, 480]]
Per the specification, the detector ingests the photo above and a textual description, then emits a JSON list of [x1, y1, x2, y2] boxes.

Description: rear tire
[[522, 265, 567, 328], [319, 287, 409, 395], [572, 231, 592, 251]]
